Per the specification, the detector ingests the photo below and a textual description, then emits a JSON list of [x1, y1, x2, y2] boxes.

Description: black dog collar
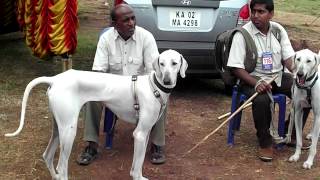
[[153, 74, 173, 94]]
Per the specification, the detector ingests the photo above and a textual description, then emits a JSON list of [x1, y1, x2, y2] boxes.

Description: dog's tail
[[5, 77, 53, 137]]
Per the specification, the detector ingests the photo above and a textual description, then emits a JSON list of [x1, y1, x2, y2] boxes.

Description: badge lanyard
[[257, 33, 273, 71]]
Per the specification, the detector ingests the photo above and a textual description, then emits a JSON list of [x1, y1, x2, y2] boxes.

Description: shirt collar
[[250, 21, 272, 36], [112, 27, 137, 41]]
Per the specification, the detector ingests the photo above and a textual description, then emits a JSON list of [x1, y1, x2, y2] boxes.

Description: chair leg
[[227, 86, 241, 146], [277, 95, 286, 138], [104, 108, 117, 149], [227, 118, 236, 146], [275, 95, 286, 149]]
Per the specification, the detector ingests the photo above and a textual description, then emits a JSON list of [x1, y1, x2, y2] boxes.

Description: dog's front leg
[[289, 106, 304, 162], [130, 126, 151, 180], [303, 115, 320, 169]]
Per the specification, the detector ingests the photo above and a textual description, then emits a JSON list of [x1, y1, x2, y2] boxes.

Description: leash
[[131, 73, 173, 124], [148, 72, 172, 121], [268, 91, 285, 144], [132, 75, 140, 122]]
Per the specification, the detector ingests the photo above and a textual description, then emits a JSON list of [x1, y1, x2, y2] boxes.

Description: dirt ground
[[1, 1, 320, 179]]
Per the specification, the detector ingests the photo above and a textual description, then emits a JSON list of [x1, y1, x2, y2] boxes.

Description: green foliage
[[73, 29, 99, 70], [275, 0, 320, 16]]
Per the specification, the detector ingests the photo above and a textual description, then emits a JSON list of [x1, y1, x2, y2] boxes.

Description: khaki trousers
[[83, 101, 167, 146]]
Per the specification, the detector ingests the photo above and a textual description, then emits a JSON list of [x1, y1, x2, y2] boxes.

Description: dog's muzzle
[[163, 72, 172, 85], [297, 71, 306, 86]]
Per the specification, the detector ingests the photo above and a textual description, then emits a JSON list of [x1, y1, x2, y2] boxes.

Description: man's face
[[114, 6, 136, 40], [251, 3, 274, 30]]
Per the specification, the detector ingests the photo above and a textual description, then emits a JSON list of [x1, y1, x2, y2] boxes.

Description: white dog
[[5, 49, 188, 180], [288, 49, 320, 169]]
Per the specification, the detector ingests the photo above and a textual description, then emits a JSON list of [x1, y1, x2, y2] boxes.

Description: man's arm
[[143, 31, 159, 73], [282, 57, 295, 73], [227, 31, 272, 93], [232, 68, 272, 93], [92, 33, 110, 72], [276, 23, 295, 73]]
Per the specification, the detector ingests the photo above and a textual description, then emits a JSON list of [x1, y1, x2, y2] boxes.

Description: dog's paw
[[303, 161, 313, 169], [289, 154, 300, 162], [133, 177, 148, 180]]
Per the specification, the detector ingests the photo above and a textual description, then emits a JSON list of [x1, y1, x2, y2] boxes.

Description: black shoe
[[150, 143, 166, 164], [77, 145, 98, 166]]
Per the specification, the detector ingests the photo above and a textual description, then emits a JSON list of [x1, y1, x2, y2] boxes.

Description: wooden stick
[[217, 102, 252, 120], [183, 75, 278, 156]]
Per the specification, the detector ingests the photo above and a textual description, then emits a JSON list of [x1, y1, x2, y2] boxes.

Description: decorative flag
[[16, 0, 78, 58]]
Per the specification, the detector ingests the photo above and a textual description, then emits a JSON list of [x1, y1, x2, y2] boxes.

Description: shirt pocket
[[131, 57, 143, 65], [128, 56, 143, 75], [109, 56, 122, 73]]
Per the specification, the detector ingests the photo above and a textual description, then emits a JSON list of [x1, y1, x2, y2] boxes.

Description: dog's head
[[153, 49, 188, 87], [293, 49, 320, 86]]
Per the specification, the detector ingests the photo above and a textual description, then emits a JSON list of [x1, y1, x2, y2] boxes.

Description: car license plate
[[170, 9, 200, 28]]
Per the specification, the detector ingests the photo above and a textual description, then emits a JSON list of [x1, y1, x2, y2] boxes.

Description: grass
[[275, 0, 320, 16]]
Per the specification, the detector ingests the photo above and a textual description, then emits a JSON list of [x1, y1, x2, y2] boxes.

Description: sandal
[[286, 139, 311, 150], [77, 146, 98, 166]]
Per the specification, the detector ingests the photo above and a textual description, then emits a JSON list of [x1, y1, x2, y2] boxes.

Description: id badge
[[262, 52, 273, 71]]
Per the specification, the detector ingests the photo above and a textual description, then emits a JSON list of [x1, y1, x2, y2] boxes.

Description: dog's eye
[[307, 60, 311, 63], [296, 58, 300, 62], [172, 62, 177, 66], [160, 62, 164, 66]]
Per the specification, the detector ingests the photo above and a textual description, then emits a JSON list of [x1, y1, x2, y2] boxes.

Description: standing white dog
[[5, 49, 188, 180], [289, 49, 320, 169]]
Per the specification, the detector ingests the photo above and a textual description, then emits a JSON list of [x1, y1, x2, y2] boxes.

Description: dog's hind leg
[[55, 117, 78, 180], [303, 113, 320, 169], [289, 107, 304, 162], [49, 96, 81, 180], [43, 118, 60, 178]]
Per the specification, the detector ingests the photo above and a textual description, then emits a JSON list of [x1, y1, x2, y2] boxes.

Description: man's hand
[[283, 57, 295, 73], [255, 80, 272, 93]]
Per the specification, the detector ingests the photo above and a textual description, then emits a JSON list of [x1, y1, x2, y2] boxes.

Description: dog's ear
[[179, 54, 188, 78], [152, 56, 161, 77], [316, 52, 320, 71]]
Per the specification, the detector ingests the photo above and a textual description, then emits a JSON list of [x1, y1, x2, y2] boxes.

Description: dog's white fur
[[288, 49, 320, 169], [5, 49, 188, 180]]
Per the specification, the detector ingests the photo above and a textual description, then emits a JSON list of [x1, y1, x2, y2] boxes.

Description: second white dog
[[289, 49, 320, 169]]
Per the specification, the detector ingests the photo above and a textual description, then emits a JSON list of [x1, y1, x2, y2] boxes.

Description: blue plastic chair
[[104, 108, 116, 149], [227, 85, 286, 146]]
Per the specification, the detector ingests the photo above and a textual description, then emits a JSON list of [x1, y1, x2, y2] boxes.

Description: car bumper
[[157, 40, 221, 78]]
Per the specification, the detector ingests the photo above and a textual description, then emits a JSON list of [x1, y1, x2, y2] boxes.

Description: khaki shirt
[[227, 21, 294, 86], [93, 26, 159, 75]]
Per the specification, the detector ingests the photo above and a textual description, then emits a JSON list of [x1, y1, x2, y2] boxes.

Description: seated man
[[227, 0, 309, 162], [77, 4, 167, 165]]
